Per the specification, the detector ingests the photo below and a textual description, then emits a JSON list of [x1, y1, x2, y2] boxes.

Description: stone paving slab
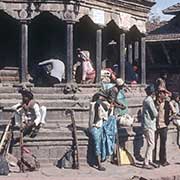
[[3, 162, 180, 180], [1, 147, 180, 180]]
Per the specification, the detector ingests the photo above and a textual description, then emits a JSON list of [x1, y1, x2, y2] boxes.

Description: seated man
[[38, 59, 65, 87], [12, 88, 46, 138]]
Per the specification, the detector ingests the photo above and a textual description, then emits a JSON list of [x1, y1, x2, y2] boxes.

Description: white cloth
[[28, 103, 47, 126], [101, 70, 111, 83], [40, 105, 47, 125], [118, 114, 134, 126], [38, 59, 65, 82], [33, 103, 42, 126]]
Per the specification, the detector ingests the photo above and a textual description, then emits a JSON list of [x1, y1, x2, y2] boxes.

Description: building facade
[[0, 0, 154, 85], [146, 3, 180, 92]]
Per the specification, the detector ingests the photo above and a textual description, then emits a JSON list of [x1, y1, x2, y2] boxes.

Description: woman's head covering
[[116, 78, 124, 87], [78, 50, 90, 61]]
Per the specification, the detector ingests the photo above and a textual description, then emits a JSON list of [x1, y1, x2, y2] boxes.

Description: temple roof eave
[[163, 3, 180, 15], [0, 0, 148, 33], [146, 33, 180, 42]]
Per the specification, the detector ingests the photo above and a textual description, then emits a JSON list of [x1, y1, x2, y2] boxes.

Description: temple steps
[[0, 85, 99, 94], [0, 85, 147, 166], [0, 93, 93, 100]]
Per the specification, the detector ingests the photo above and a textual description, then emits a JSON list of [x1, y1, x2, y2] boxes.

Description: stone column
[[66, 22, 74, 83], [20, 20, 29, 82], [141, 37, 146, 84], [96, 28, 102, 83], [128, 44, 133, 64], [119, 33, 126, 81]]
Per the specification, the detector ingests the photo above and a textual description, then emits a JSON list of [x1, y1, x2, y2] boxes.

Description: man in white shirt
[[12, 88, 46, 138]]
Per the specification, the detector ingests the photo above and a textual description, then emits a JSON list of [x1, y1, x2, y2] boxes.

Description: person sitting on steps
[[11, 88, 46, 138]]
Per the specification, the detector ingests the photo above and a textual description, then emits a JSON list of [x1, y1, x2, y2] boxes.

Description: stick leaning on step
[[65, 109, 80, 169], [0, 118, 13, 154]]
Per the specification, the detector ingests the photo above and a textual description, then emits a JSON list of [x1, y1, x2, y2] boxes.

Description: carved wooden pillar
[[20, 20, 29, 83], [96, 28, 102, 83], [128, 44, 133, 64], [141, 37, 146, 84], [119, 33, 126, 81], [66, 22, 74, 83], [134, 41, 139, 62]]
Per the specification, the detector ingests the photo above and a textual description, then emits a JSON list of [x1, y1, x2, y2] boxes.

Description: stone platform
[[0, 84, 179, 170]]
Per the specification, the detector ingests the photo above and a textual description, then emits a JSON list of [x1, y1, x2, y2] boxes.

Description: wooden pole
[[96, 28, 102, 83], [66, 22, 74, 83], [20, 20, 28, 83], [120, 33, 126, 80], [141, 37, 146, 84], [134, 41, 139, 62], [128, 44, 133, 64]]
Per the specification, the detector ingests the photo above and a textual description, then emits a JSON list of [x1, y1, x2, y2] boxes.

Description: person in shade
[[38, 59, 65, 87], [142, 84, 159, 169]]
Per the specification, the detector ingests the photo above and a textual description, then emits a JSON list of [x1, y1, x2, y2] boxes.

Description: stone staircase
[[0, 67, 20, 84], [0, 84, 155, 167]]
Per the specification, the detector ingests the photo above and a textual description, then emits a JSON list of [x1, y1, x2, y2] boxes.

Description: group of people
[[9, 66, 180, 172], [142, 72, 180, 169], [29, 43, 138, 87], [30, 48, 96, 87], [89, 71, 180, 171]]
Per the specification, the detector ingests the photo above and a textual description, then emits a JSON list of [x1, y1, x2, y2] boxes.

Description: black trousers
[[153, 127, 168, 164]]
